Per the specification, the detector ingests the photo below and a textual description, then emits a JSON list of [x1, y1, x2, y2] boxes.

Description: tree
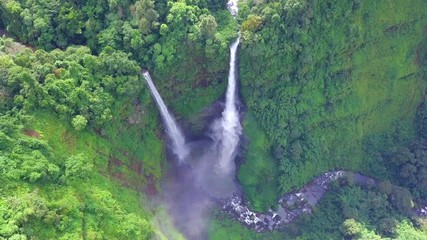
[[130, 0, 159, 34], [71, 115, 87, 131], [290, 140, 303, 161], [340, 218, 362, 237], [159, 23, 168, 35], [65, 154, 93, 180], [241, 15, 262, 32], [415, 102, 427, 138], [378, 218, 398, 237], [391, 187, 413, 214], [198, 14, 217, 39], [379, 180, 393, 195]]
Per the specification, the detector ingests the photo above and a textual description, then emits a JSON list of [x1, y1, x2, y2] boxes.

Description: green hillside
[[0, 0, 427, 239], [238, 0, 427, 211], [0, 39, 165, 238]]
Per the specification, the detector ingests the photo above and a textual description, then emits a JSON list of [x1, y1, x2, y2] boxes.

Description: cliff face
[[237, 0, 427, 209]]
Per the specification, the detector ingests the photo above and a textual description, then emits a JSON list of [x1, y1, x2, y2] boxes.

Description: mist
[[142, 1, 242, 238], [160, 139, 240, 239], [143, 38, 242, 238]]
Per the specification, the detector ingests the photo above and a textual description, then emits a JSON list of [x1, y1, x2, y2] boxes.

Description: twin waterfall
[[143, 3, 241, 237], [143, 72, 189, 163], [143, 1, 241, 173]]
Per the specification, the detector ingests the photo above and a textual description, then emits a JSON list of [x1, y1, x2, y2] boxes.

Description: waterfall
[[227, 0, 238, 18], [143, 72, 188, 163], [211, 0, 242, 174], [150, 0, 244, 237], [212, 37, 242, 173]]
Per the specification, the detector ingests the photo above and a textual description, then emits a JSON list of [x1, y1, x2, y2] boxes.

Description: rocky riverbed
[[218, 170, 427, 232]]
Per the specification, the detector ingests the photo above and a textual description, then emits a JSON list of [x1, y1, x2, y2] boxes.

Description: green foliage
[[0, 189, 48, 239], [0, 39, 143, 128], [1, 0, 427, 238], [388, 143, 427, 200], [0, 0, 83, 49], [241, 15, 262, 32], [199, 14, 218, 39], [238, 113, 279, 211], [238, 0, 427, 195], [208, 211, 288, 240], [341, 218, 363, 237], [130, 0, 159, 35], [0, 0, 238, 125], [0, 0, 236, 83], [295, 183, 425, 239], [366, 137, 427, 200], [0, 115, 59, 183], [416, 101, 427, 139], [65, 153, 93, 180], [0, 110, 154, 240], [395, 220, 427, 240], [0, 39, 155, 239], [71, 115, 87, 131]]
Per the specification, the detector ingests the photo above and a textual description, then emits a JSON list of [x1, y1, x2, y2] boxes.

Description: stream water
[[220, 171, 427, 232]]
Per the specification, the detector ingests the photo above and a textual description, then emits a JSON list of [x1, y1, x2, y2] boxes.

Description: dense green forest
[[1, 0, 427, 239], [0, 38, 157, 239], [238, 0, 427, 210]]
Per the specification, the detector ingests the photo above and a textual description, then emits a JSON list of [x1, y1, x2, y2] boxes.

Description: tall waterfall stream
[[143, 71, 188, 163]]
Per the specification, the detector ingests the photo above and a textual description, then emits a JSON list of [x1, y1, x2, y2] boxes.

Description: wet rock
[[218, 170, 423, 233]]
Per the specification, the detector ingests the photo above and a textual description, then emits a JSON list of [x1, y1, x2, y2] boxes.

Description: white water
[[143, 72, 188, 163], [227, 0, 238, 18], [212, 37, 242, 174], [211, 1, 242, 174], [150, 1, 244, 237]]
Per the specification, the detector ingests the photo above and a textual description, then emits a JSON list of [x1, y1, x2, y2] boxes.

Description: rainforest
[[1, 0, 427, 239]]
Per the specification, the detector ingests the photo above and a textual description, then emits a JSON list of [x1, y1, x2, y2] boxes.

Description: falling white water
[[213, 37, 242, 174], [207, 0, 242, 176], [227, 0, 238, 18], [143, 72, 189, 163]]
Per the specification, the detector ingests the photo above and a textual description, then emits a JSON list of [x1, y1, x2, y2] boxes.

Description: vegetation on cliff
[[237, 0, 427, 211], [1, 0, 427, 239], [0, 38, 158, 239]]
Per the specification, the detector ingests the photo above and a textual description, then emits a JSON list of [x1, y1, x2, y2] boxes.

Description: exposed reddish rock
[[130, 157, 143, 176], [23, 129, 40, 138], [144, 175, 157, 196]]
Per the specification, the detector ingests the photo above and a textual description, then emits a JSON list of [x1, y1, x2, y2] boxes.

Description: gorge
[[142, 1, 243, 237], [143, 1, 427, 237], [1, 0, 427, 239]]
